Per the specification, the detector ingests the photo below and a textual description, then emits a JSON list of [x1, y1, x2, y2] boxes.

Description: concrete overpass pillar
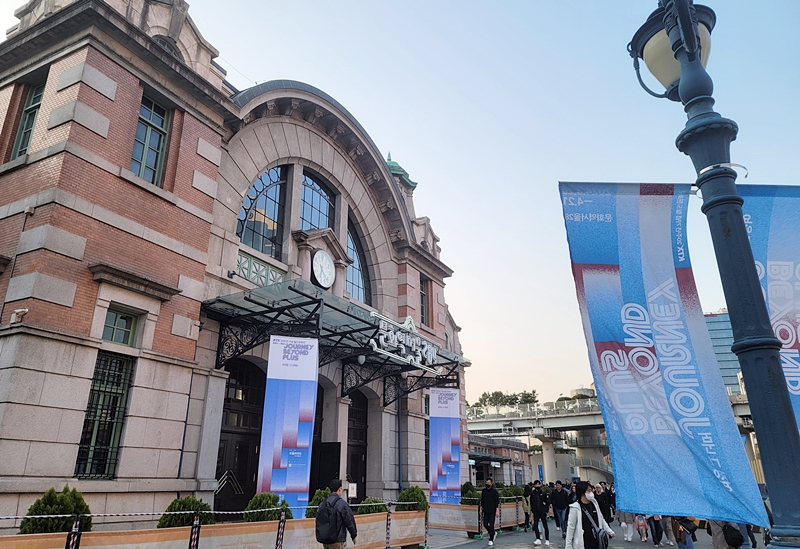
[[743, 433, 756, 461], [542, 440, 557, 483]]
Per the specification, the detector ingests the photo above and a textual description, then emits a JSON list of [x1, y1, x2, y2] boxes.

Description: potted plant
[[244, 492, 293, 522], [157, 496, 214, 528], [19, 486, 92, 534]]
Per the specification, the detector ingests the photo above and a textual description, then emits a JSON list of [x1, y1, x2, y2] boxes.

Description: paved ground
[[425, 523, 719, 549]]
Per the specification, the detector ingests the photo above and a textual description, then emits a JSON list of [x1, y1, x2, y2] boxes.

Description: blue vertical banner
[[738, 184, 800, 433], [559, 182, 767, 526], [257, 336, 319, 509], [429, 387, 461, 504]]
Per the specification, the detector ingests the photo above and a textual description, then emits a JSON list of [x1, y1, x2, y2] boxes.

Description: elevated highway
[[467, 395, 752, 436]]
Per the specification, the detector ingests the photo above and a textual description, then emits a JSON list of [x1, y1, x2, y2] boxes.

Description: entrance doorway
[[347, 390, 368, 502], [308, 384, 340, 499], [215, 360, 265, 512]]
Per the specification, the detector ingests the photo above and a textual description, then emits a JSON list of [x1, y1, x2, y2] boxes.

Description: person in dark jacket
[[319, 479, 357, 548], [480, 477, 501, 546], [531, 480, 551, 545], [551, 480, 571, 539], [595, 484, 613, 524]]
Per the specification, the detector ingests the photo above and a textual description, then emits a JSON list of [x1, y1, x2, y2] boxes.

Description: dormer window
[[153, 36, 184, 62]]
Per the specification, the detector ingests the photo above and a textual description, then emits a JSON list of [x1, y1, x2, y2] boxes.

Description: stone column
[[196, 368, 229, 505], [332, 260, 347, 298], [337, 396, 351, 482], [283, 164, 304, 266], [541, 440, 557, 483], [297, 243, 312, 282]]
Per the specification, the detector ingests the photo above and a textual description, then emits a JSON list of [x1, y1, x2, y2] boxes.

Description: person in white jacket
[[565, 481, 615, 549]]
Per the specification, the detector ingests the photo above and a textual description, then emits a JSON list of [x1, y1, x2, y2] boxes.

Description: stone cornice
[[0, 0, 240, 128], [291, 228, 353, 265], [395, 244, 454, 281], [89, 263, 182, 301]]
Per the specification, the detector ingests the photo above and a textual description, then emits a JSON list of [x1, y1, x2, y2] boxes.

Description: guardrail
[[565, 435, 608, 448], [467, 399, 602, 420], [569, 456, 613, 474]]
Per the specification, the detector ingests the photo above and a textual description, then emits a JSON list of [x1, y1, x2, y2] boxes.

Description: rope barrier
[[0, 500, 422, 522]]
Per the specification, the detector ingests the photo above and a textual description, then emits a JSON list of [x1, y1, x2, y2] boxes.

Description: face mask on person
[[486, 483, 491, 488], [585, 491, 595, 501]]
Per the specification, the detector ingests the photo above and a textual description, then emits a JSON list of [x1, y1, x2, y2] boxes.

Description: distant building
[[570, 387, 595, 398], [468, 434, 531, 486], [704, 309, 741, 395]]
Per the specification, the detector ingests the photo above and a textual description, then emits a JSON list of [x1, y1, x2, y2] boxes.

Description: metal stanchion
[[474, 504, 484, 540], [187, 513, 201, 549], [514, 497, 521, 532], [65, 515, 81, 549], [385, 502, 393, 549], [497, 500, 502, 537], [275, 509, 286, 549], [422, 504, 430, 549]]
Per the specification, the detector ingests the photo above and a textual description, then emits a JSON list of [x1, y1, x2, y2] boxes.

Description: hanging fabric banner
[[429, 387, 461, 504], [257, 336, 319, 509], [739, 184, 800, 432], [559, 182, 767, 526]]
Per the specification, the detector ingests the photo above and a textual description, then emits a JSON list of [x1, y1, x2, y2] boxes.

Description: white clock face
[[312, 249, 336, 289]]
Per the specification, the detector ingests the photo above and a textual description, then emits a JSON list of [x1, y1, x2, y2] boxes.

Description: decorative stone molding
[[348, 140, 364, 160], [291, 228, 352, 265], [365, 170, 381, 185], [378, 200, 394, 213], [327, 122, 345, 139], [283, 99, 300, 116], [89, 263, 182, 302], [266, 101, 277, 115], [306, 107, 325, 124]]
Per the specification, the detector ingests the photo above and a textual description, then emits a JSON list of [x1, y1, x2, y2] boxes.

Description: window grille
[[237, 166, 286, 260], [420, 275, 430, 326], [299, 174, 334, 230], [346, 223, 371, 305], [74, 351, 135, 479]]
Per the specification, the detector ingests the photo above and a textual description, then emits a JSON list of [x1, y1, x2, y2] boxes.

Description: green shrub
[[356, 497, 387, 515], [157, 496, 214, 528], [19, 486, 92, 534], [461, 489, 480, 505], [244, 492, 293, 522], [461, 482, 475, 497], [305, 488, 331, 518], [395, 486, 428, 512]]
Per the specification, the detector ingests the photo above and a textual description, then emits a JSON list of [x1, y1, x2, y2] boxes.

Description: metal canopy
[[201, 278, 465, 403]]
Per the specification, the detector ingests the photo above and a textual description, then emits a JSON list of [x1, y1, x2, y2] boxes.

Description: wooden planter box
[[0, 510, 427, 549], [429, 501, 523, 538]]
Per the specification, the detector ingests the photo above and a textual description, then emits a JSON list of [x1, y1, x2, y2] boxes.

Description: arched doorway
[[215, 360, 265, 512], [347, 390, 368, 502]]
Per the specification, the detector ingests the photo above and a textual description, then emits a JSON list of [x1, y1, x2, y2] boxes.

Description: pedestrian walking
[[480, 477, 500, 546], [617, 510, 636, 542], [523, 483, 532, 532], [636, 514, 649, 542], [315, 479, 357, 549], [569, 483, 579, 504], [565, 480, 615, 549], [671, 517, 698, 549], [552, 480, 571, 539], [595, 484, 613, 524], [647, 515, 665, 547], [663, 517, 677, 546], [531, 480, 551, 545]]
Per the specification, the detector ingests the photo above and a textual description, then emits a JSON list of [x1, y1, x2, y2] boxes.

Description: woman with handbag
[[671, 517, 698, 549], [565, 481, 615, 549]]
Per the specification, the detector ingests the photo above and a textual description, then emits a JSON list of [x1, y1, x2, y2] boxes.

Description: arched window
[[237, 166, 286, 260], [300, 174, 334, 230], [153, 36, 184, 62], [346, 222, 371, 305]]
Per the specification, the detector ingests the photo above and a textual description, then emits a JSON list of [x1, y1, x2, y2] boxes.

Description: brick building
[[0, 0, 467, 530]]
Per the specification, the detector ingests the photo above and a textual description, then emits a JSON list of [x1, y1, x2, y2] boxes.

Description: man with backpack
[[316, 479, 357, 548]]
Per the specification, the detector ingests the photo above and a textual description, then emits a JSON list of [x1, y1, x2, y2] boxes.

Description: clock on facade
[[312, 249, 336, 289]]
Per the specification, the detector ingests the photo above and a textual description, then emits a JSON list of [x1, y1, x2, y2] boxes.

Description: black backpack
[[315, 497, 339, 544], [723, 523, 745, 548]]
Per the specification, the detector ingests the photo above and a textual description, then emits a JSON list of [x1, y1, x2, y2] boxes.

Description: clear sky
[[4, 1, 799, 405]]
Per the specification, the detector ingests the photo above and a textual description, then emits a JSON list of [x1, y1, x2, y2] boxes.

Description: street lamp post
[[629, 1, 800, 545]]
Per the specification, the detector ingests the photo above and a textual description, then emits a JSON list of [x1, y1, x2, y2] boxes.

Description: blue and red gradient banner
[[429, 388, 461, 504], [559, 182, 767, 526], [257, 336, 319, 509], [739, 184, 800, 434]]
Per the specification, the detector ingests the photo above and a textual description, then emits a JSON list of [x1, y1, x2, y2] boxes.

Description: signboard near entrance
[[257, 336, 319, 509], [429, 388, 461, 504]]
